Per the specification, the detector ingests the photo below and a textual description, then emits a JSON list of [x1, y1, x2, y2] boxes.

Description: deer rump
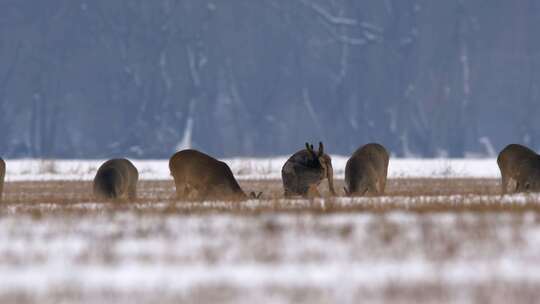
[[345, 143, 389, 196], [497, 144, 540, 194], [169, 149, 249, 201], [93, 159, 138, 200]]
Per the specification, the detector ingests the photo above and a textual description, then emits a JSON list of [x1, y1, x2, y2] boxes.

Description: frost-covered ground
[[3, 157, 500, 181], [1, 158, 533, 303], [2, 198, 540, 304]]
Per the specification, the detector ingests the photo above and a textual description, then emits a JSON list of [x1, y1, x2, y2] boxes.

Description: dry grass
[[2, 177, 500, 201], [2, 178, 537, 215], [1, 178, 540, 304]]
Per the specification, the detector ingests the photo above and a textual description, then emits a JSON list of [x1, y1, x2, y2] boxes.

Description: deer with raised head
[[169, 149, 260, 201], [497, 144, 540, 194], [93, 158, 139, 200], [281, 142, 336, 197], [0, 158, 5, 201], [344, 143, 389, 196]]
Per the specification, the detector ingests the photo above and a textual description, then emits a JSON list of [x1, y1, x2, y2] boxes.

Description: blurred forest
[[1, 0, 539, 158]]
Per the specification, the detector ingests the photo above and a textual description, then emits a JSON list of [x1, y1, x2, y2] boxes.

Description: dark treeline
[[1, 1, 539, 158]]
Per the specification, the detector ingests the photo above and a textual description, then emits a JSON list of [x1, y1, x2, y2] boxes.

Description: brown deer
[[497, 144, 540, 194], [93, 159, 139, 200], [0, 158, 4, 201], [169, 149, 260, 201], [281, 142, 336, 197], [344, 143, 389, 196]]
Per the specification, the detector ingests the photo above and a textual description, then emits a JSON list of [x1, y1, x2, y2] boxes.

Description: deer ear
[[306, 143, 316, 157], [318, 142, 324, 156]]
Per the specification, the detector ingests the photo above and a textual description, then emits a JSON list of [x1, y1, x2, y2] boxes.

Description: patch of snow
[[2, 157, 501, 181], [0, 211, 537, 303]]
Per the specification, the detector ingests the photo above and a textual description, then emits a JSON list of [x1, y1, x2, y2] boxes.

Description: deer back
[[345, 143, 389, 195], [497, 144, 538, 177], [283, 149, 324, 182], [169, 149, 246, 200], [282, 142, 335, 196], [94, 158, 138, 200]]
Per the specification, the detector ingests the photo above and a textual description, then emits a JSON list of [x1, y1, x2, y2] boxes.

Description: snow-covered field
[[2, 200, 540, 304], [3, 157, 500, 181], [3, 158, 536, 303]]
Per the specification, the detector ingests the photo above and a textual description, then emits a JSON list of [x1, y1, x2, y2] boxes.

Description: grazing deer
[[169, 149, 260, 201], [497, 144, 540, 194], [0, 158, 4, 201], [281, 142, 336, 197], [344, 143, 389, 196], [93, 159, 139, 200]]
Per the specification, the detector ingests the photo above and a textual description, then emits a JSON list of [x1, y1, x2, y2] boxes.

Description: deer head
[[306, 141, 336, 195]]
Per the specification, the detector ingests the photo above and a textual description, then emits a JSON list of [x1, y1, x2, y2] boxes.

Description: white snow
[[0, 210, 538, 303], [2, 157, 501, 181], [0, 157, 529, 303]]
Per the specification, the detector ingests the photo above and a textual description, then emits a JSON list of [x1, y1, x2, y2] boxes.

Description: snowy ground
[[2, 198, 540, 304], [2, 158, 536, 303], [3, 157, 500, 181]]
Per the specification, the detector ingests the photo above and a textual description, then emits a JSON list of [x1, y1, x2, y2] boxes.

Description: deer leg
[[515, 179, 522, 193], [173, 178, 185, 199], [500, 175, 507, 195], [350, 180, 368, 197], [176, 185, 185, 199], [377, 180, 384, 195], [128, 184, 137, 200], [360, 187, 369, 196], [189, 186, 205, 200], [306, 184, 320, 198], [374, 179, 383, 195], [284, 188, 293, 198], [366, 182, 378, 197], [177, 183, 195, 200], [381, 173, 389, 194]]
